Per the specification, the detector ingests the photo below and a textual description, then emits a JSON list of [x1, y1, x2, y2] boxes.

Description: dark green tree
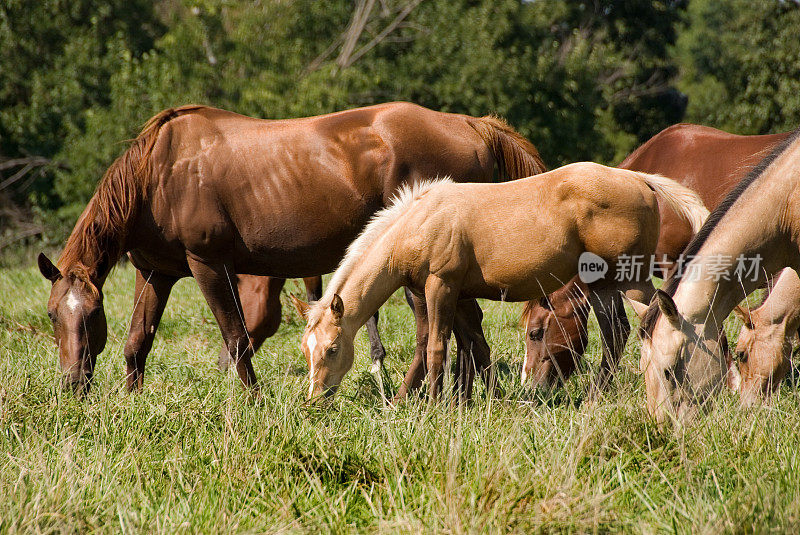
[[677, 0, 800, 134]]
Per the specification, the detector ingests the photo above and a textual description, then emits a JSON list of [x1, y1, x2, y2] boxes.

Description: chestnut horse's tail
[[636, 172, 709, 233], [59, 105, 208, 271], [469, 116, 546, 180]]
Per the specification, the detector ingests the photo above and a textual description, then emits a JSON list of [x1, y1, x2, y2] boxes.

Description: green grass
[[2, 263, 799, 532]]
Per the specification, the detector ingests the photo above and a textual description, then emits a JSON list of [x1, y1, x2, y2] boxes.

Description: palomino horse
[[630, 128, 800, 423], [38, 102, 545, 394], [729, 268, 800, 405], [521, 125, 792, 389], [295, 163, 708, 400]]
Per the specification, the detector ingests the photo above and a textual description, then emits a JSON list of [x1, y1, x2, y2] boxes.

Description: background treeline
[[1, 0, 799, 253]]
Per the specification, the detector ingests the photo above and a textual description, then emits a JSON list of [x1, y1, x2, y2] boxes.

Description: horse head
[[38, 253, 107, 394], [731, 305, 792, 405], [522, 295, 588, 389], [292, 294, 354, 401], [632, 290, 728, 423]]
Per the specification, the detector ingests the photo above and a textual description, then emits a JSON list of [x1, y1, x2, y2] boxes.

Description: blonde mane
[[307, 177, 453, 326]]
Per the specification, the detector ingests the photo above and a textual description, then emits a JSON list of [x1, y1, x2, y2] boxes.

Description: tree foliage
[[8, 0, 793, 245]]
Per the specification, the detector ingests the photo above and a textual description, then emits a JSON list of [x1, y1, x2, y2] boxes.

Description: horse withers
[[522, 124, 792, 391], [295, 163, 707, 401], [38, 102, 544, 395]]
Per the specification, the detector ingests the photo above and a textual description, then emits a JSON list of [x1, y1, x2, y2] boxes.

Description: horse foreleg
[[123, 269, 177, 392], [424, 276, 458, 400], [393, 290, 429, 403], [188, 258, 259, 392], [588, 285, 630, 396]]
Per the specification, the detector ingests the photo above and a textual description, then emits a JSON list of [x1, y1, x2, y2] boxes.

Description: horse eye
[[736, 351, 748, 363], [47, 311, 56, 322], [528, 328, 544, 341]]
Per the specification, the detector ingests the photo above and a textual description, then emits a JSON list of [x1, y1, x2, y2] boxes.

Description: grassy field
[[1, 262, 800, 533]]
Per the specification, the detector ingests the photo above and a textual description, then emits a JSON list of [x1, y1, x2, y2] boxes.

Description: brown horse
[[295, 163, 708, 400], [630, 128, 800, 423], [38, 102, 545, 394], [521, 125, 792, 390]]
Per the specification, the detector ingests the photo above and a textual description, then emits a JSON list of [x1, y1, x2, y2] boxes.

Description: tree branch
[[342, 0, 422, 69], [337, 0, 377, 68]]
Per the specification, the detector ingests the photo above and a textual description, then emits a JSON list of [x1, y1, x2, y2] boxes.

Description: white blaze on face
[[66, 290, 80, 312], [307, 333, 317, 397], [521, 368, 527, 384]]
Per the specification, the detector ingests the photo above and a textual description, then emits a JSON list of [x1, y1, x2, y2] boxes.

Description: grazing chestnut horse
[[521, 125, 792, 389], [295, 163, 707, 400], [629, 128, 800, 423], [729, 268, 800, 404], [38, 102, 545, 393]]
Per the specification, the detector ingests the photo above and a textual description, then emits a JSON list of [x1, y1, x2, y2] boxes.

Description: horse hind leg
[[124, 268, 177, 391], [366, 311, 387, 372]]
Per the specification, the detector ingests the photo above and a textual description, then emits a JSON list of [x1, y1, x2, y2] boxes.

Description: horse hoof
[[217, 352, 232, 372]]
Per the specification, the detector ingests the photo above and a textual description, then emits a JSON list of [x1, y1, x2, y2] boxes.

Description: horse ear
[[620, 291, 649, 319], [38, 253, 61, 283], [330, 293, 344, 319], [655, 290, 681, 328], [733, 305, 754, 329], [290, 294, 309, 318]]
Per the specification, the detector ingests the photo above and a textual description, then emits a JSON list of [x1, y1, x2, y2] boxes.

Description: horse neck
[[761, 269, 800, 329], [671, 255, 760, 333], [336, 242, 405, 337], [673, 139, 800, 330]]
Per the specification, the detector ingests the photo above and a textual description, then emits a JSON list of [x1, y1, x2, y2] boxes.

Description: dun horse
[[730, 268, 800, 404], [38, 102, 545, 394], [630, 128, 800, 423], [521, 125, 791, 389], [295, 163, 707, 400]]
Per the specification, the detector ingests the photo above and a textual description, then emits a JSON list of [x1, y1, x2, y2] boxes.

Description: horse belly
[[464, 241, 582, 302]]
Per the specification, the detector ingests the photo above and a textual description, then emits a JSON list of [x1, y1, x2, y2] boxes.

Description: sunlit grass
[[1, 263, 799, 532]]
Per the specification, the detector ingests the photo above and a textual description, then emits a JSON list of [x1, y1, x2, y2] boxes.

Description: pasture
[[2, 263, 800, 532]]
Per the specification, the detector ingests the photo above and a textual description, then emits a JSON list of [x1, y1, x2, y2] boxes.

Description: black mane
[[640, 127, 800, 337]]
